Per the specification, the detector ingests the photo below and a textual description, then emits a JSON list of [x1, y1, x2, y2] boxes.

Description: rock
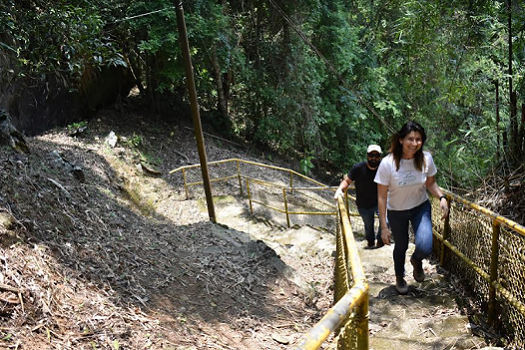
[[0, 211, 21, 246], [69, 125, 87, 137], [0, 212, 15, 230], [49, 150, 85, 182], [105, 131, 118, 147], [72, 166, 85, 182], [272, 333, 290, 344], [50, 150, 73, 172], [0, 110, 29, 154]]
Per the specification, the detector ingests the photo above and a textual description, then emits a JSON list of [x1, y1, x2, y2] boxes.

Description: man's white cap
[[367, 144, 382, 154]]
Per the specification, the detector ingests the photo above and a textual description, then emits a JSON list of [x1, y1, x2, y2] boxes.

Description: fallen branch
[[140, 161, 162, 176], [184, 126, 244, 148], [0, 283, 21, 294], [0, 296, 20, 304], [173, 149, 190, 163], [47, 178, 71, 198]]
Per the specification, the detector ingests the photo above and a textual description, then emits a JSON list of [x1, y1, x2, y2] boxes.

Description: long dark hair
[[389, 121, 427, 171]]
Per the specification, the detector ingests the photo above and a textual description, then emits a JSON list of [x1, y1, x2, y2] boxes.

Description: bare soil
[[0, 108, 520, 350], [0, 110, 333, 349]]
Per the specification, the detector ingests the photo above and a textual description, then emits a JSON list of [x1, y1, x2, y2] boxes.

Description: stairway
[[359, 241, 495, 349], [200, 195, 502, 349]]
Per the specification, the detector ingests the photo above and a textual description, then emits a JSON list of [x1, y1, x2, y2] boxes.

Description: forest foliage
[[1, 0, 525, 189]]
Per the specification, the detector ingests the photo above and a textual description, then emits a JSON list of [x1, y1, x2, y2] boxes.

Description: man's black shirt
[[348, 161, 378, 209]]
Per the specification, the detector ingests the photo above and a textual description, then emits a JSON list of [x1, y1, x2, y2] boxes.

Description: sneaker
[[395, 276, 408, 295], [410, 257, 425, 282]]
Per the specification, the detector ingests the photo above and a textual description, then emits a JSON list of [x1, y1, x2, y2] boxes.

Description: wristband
[[439, 195, 447, 202]]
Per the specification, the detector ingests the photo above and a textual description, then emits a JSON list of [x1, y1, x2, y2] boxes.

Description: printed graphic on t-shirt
[[397, 171, 419, 187]]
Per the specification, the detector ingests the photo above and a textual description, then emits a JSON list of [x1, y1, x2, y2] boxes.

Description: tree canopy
[[1, 0, 524, 188]]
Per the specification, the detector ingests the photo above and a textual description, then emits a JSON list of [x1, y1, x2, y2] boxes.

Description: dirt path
[[0, 110, 506, 349], [361, 242, 499, 349], [0, 111, 335, 349]]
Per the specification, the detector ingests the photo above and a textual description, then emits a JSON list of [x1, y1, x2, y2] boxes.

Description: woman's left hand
[[440, 198, 449, 219]]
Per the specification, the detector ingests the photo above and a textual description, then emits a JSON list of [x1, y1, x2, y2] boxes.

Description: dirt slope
[[0, 110, 337, 349], [1, 108, 513, 350]]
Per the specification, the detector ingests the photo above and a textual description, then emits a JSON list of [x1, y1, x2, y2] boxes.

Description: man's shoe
[[411, 257, 425, 282], [364, 241, 375, 249], [375, 240, 384, 248], [395, 276, 408, 295]]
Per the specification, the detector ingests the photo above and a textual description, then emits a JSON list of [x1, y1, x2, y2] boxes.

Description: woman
[[374, 121, 448, 295]]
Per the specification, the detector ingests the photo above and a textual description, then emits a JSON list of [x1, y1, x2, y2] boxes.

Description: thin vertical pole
[[175, 2, 216, 222], [237, 160, 243, 196], [440, 197, 451, 267], [488, 220, 501, 324], [289, 172, 293, 194], [344, 189, 350, 217], [182, 168, 189, 199], [356, 293, 369, 350], [246, 179, 253, 215], [283, 188, 290, 228]]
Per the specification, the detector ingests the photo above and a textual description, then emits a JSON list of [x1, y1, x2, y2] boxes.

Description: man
[[334, 144, 383, 249]]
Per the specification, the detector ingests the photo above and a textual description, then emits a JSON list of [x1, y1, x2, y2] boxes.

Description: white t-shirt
[[374, 151, 437, 211]]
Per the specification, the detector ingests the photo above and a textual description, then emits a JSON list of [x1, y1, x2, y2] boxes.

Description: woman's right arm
[[377, 184, 390, 245]]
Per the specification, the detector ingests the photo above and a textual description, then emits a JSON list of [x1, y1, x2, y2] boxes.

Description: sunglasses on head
[[367, 153, 381, 158]]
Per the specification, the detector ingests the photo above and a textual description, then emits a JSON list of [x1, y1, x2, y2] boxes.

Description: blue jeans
[[358, 206, 381, 245], [387, 200, 433, 277]]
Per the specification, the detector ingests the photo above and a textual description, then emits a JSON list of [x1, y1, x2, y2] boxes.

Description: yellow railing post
[[182, 168, 189, 199], [488, 220, 501, 325], [283, 188, 291, 228], [246, 179, 253, 215], [440, 196, 451, 267], [237, 160, 243, 196], [344, 189, 350, 218], [355, 293, 369, 350], [171, 159, 372, 350], [290, 171, 294, 194]]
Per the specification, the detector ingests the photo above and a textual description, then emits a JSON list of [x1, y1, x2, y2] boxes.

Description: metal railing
[[170, 158, 339, 229], [170, 158, 369, 349], [291, 196, 369, 350], [433, 190, 525, 345], [170, 158, 525, 347]]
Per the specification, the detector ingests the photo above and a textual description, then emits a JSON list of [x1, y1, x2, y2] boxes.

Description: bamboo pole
[[175, 2, 216, 222]]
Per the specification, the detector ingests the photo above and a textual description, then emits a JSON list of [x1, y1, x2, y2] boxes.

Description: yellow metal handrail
[[436, 190, 525, 344], [170, 158, 342, 228], [292, 197, 369, 350], [170, 159, 368, 349], [170, 158, 525, 346], [170, 158, 327, 187]]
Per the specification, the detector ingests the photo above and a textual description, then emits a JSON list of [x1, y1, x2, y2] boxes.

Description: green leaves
[[3, 0, 523, 187]]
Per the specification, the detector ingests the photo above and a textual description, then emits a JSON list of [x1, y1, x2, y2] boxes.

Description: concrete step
[[360, 241, 490, 349], [199, 195, 496, 349]]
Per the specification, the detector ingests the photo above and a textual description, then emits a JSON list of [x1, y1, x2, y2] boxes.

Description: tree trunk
[[496, 80, 500, 159], [518, 103, 525, 161], [211, 47, 228, 118], [507, 0, 519, 160]]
